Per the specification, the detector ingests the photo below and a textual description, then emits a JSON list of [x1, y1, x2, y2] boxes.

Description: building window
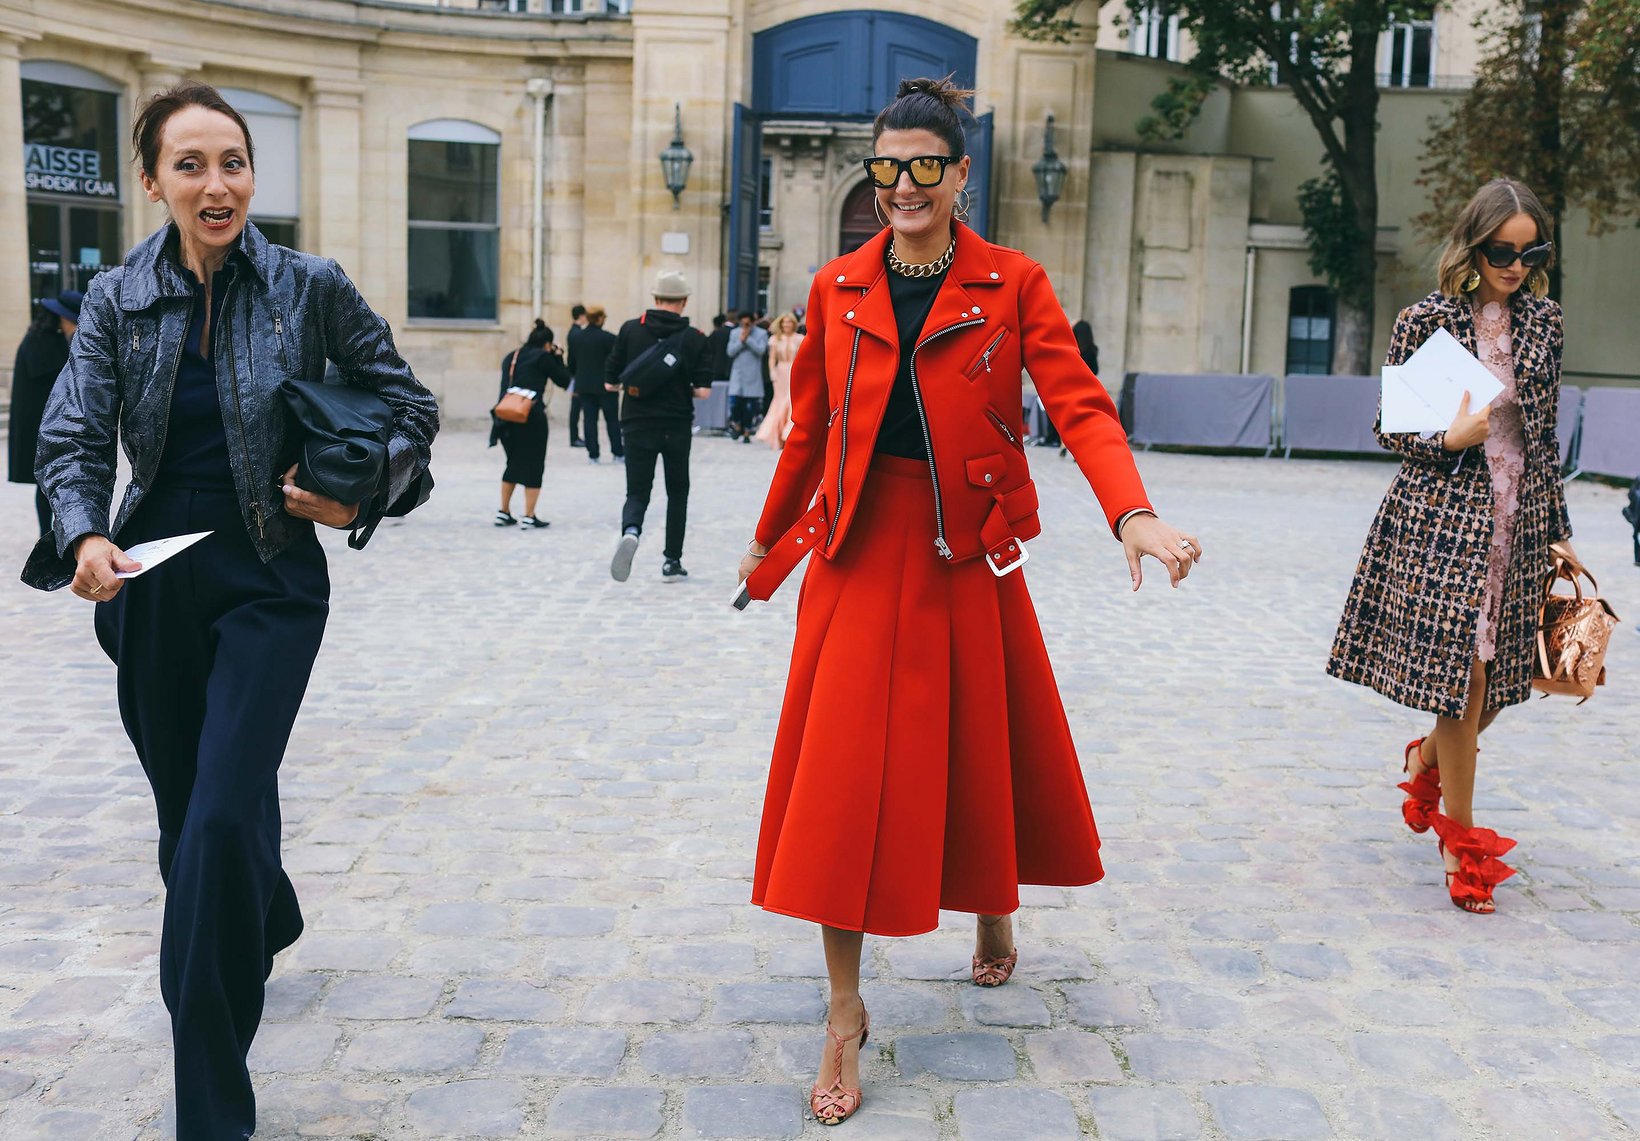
[[1382, 16, 1434, 87], [1268, 2, 1326, 85], [21, 62, 123, 308], [756, 266, 772, 318], [220, 89, 302, 249], [758, 156, 774, 230], [549, 0, 630, 13], [1286, 286, 1335, 375], [1130, 5, 1181, 61], [407, 119, 501, 322]]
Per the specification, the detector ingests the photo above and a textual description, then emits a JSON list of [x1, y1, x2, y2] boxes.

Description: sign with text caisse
[[22, 79, 120, 201]]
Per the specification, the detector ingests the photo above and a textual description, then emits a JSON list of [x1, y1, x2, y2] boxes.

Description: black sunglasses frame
[[1478, 240, 1553, 270], [862, 154, 958, 189]]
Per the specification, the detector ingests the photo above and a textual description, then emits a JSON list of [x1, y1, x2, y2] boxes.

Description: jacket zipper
[[221, 281, 266, 538], [979, 328, 1008, 375], [986, 408, 1021, 448], [146, 316, 188, 500], [962, 328, 1009, 379], [910, 317, 986, 559], [273, 313, 283, 367], [825, 290, 868, 548]]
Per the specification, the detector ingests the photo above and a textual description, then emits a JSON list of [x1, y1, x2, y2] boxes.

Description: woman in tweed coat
[[1328, 179, 1576, 913]]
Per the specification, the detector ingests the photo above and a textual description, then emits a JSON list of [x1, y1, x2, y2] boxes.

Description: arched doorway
[[838, 180, 882, 255], [728, 10, 991, 310]]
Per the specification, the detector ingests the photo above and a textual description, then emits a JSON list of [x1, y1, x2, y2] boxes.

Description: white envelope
[[115, 531, 213, 579], [1379, 327, 1504, 435]]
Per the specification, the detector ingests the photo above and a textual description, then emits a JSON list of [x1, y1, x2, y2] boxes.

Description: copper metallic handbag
[[1532, 547, 1620, 702], [493, 350, 536, 424]]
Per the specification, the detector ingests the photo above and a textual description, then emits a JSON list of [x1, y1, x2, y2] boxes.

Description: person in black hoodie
[[567, 304, 621, 462], [605, 270, 711, 581], [9, 292, 81, 537], [491, 319, 569, 527]]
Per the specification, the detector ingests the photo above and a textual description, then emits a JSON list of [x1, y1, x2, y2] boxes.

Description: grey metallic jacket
[[23, 222, 440, 591]]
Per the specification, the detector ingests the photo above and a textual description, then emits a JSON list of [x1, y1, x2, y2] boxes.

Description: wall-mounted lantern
[[1032, 111, 1068, 224], [659, 103, 693, 209]]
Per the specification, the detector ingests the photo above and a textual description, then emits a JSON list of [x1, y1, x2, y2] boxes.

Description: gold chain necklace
[[888, 239, 955, 279]]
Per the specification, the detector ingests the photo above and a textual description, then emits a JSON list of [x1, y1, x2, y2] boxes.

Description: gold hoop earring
[[1461, 269, 1481, 293], [873, 197, 890, 228], [954, 187, 972, 220]]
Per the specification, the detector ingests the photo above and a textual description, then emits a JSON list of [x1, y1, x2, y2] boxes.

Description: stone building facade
[[3, 0, 1635, 423]]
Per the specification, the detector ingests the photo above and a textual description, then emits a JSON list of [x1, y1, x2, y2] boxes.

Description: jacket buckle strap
[[987, 536, 1029, 576], [738, 498, 830, 606], [979, 497, 1029, 577]]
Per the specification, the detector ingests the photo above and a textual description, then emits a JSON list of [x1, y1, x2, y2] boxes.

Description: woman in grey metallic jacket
[[22, 81, 438, 1141]]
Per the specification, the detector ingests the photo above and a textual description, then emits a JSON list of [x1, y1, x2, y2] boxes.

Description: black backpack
[[1624, 477, 1640, 565], [617, 329, 688, 399]]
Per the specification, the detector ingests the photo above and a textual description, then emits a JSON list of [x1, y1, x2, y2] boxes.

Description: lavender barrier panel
[[1130, 373, 1274, 450], [1575, 387, 1640, 478], [1282, 374, 1385, 456], [1556, 385, 1582, 468], [693, 380, 729, 431]]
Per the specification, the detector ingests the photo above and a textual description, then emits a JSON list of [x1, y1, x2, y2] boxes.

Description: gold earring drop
[[1461, 269, 1481, 293], [873, 197, 890, 228]]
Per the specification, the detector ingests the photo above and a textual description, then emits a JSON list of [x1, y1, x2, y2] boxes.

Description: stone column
[[305, 78, 365, 283], [625, 0, 735, 315], [983, 11, 1097, 319], [131, 54, 198, 248], [0, 32, 31, 384]]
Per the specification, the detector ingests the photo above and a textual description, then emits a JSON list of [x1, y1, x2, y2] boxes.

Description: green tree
[[1417, 0, 1640, 298], [1013, 0, 1431, 374]]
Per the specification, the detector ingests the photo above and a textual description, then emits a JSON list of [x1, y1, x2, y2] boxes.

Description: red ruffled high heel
[[1431, 812, 1516, 914], [1398, 737, 1442, 834]]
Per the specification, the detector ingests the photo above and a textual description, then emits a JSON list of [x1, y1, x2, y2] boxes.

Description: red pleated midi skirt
[[752, 455, 1103, 936]]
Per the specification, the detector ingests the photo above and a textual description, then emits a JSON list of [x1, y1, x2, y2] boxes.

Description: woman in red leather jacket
[[736, 78, 1201, 1125]]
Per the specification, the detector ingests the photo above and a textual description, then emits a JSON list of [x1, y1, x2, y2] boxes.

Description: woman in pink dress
[[1329, 179, 1578, 914], [756, 313, 802, 449]]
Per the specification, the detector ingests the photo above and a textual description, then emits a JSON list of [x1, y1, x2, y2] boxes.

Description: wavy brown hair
[[1435, 178, 1554, 298]]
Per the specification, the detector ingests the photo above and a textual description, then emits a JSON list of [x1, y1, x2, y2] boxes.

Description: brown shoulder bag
[[493, 351, 535, 424]]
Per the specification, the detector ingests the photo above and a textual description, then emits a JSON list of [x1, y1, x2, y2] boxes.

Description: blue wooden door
[[727, 103, 761, 313], [964, 110, 994, 240]]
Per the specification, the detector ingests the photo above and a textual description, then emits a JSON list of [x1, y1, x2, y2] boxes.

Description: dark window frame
[[406, 134, 502, 323], [1285, 285, 1336, 376]]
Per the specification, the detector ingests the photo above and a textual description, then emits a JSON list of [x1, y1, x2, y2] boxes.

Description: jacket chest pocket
[[962, 327, 1011, 380], [269, 310, 301, 378], [121, 319, 162, 398]]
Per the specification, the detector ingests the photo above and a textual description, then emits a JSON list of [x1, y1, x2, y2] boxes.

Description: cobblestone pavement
[[2, 425, 1637, 1141]]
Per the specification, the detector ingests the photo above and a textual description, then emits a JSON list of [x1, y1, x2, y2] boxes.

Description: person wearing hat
[[604, 269, 712, 581], [10, 291, 82, 536]]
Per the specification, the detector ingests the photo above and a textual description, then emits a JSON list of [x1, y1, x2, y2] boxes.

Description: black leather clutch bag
[[280, 378, 391, 507]]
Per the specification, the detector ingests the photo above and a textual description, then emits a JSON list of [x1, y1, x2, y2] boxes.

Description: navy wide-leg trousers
[[94, 486, 328, 1141]]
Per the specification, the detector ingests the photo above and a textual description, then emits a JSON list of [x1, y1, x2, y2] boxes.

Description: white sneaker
[[610, 530, 640, 581]]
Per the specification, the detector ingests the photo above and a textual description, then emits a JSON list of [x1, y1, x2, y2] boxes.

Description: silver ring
[[1178, 539, 1192, 551]]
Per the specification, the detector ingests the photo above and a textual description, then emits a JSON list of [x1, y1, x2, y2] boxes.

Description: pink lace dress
[[1473, 300, 1526, 661]]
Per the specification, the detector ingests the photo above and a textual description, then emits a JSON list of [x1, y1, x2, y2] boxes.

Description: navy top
[[874, 252, 950, 461], [155, 260, 238, 489]]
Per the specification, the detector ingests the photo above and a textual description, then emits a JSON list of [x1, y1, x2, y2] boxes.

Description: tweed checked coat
[[1327, 289, 1572, 718]]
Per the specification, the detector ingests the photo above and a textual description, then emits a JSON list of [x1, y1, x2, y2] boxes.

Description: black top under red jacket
[[604, 308, 710, 426]]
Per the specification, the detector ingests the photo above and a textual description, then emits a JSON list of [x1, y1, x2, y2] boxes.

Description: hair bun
[[533, 318, 546, 330], [895, 75, 973, 111]]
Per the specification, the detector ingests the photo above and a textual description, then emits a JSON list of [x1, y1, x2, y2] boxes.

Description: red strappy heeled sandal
[[1431, 812, 1516, 914], [1398, 737, 1442, 834], [809, 1008, 869, 1126], [972, 916, 1019, 987]]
